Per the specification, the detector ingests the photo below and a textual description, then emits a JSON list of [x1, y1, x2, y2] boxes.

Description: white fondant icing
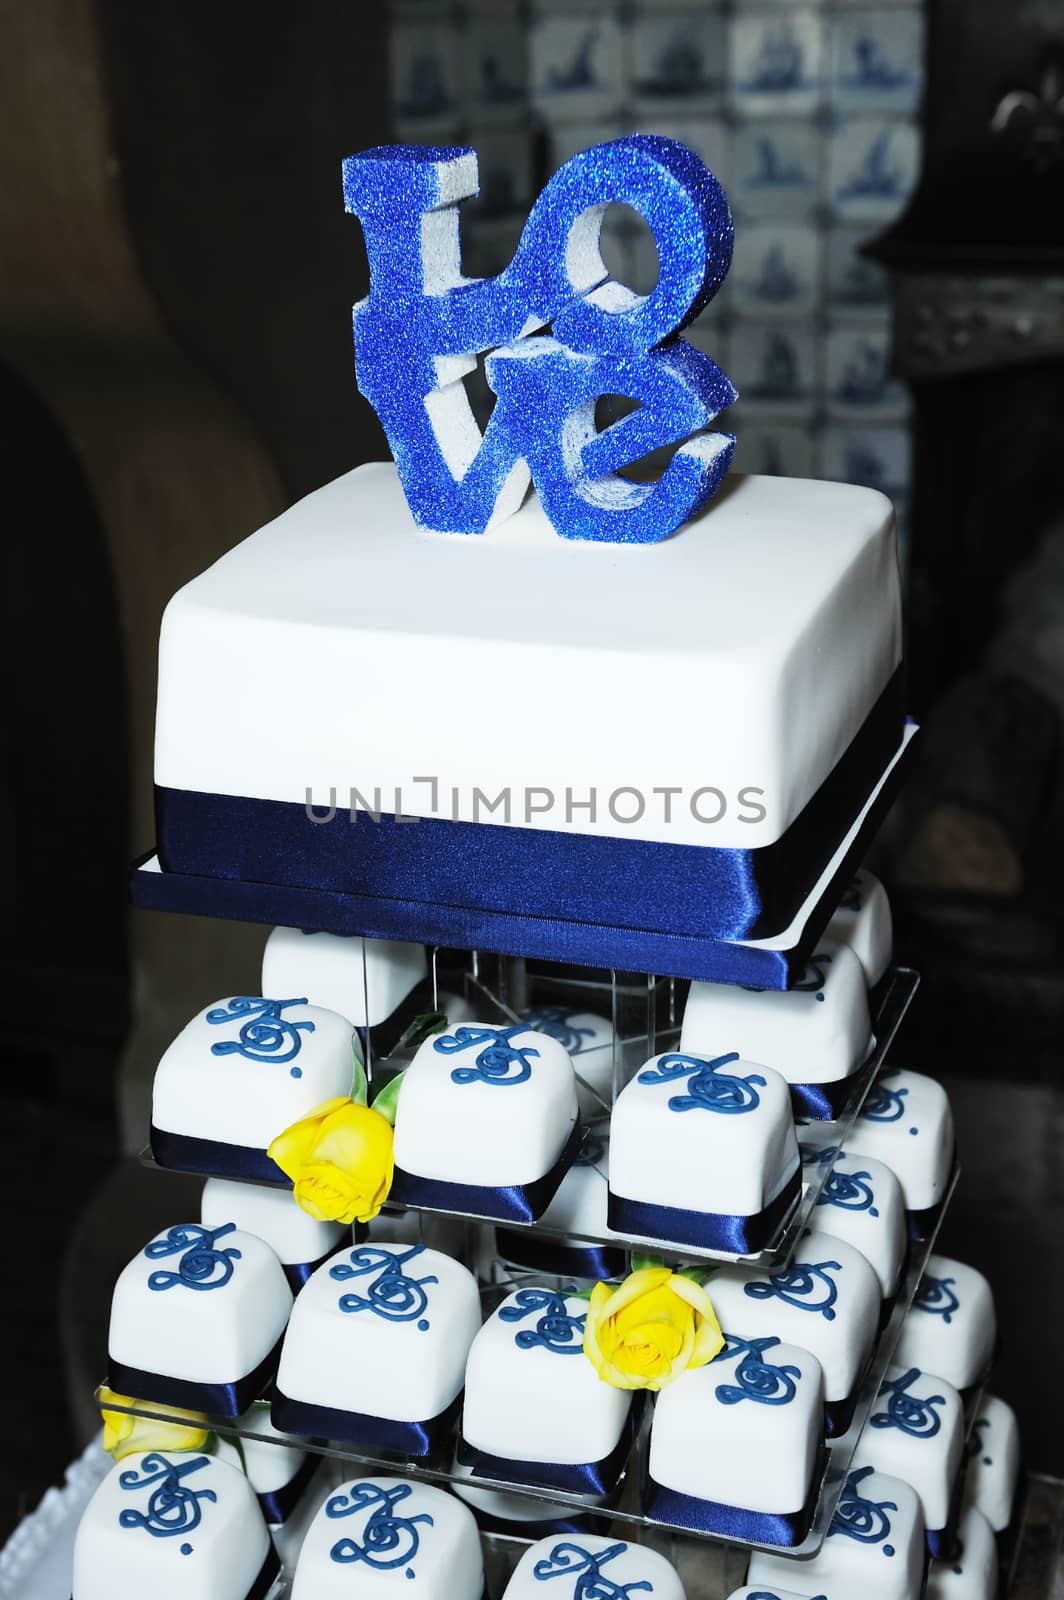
[[72, 1450, 270, 1600], [269, 1463, 330, 1571], [850, 1067, 955, 1213], [291, 1476, 482, 1599], [392, 1022, 578, 1188], [462, 1288, 631, 1468], [649, 1338, 824, 1515], [927, 1505, 999, 1600], [503, 1533, 686, 1600], [748, 1469, 925, 1600], [108, 1225, 292, 1388], [680, 940, 872, 1088], [155, 463, 902, 849], [893, 1254, 996, 1392], [707, 1227, 881, 1411], [851, 1363, 965, 1533], [724, 1590, 811, 1600], [813, 1150, 907, 1297], [450, 1459, 604, 1524], [260, 928, 427, 1029], [963, 1392, 1020, 1532], [527, 1125, 613, 1241], [151, 998, 357, 1152], [201, 1178, 345, 1268], [609, 1053, 798, 1222], [827, 868, 893, 986], [275, 1243, 480, 1425], [522, 1008, 615, 1117], [214, 1405, 307, 1498]]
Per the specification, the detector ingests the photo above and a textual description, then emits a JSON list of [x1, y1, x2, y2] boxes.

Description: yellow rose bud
[[583, 1267, 724, 1391], [268, 1097, 395, 1225], [98, 1388, 210, 1460]]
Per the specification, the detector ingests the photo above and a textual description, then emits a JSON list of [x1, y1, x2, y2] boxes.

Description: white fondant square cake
[[747, 1467, 926, 1600], [648, 1335, 824, 1543], [680, 940, 872, 1115], [450, 1459, 606, 1536], [852, 1363, 965, 1551], [522, 1005, 615, 1116], [72, 1450, 275, 1600], [261, 928, 427, 1030], [851, 1066, 955, 1223], [927, 1504, 999, 1600], [963, 1392, 1020, 1532], [497, 1122, 626, 1281], [151, 996, 357, 1183], [461, 1286, 632, 1493], [214, 1402, 317, 1526], [201, 1177, 346, 1289], [502, 1534, 686, 1600], [273, 1241, 480, 1450], [107, 1224, 293, 1416], [893, 1254, 996, 1392], [706, 1225, 881, 1436], [291, 1476, 482, 1598], [608, 1051, 799, 1252], [812, 1150, 908, 1297], [390, 1021, 580, 1220], [827, 868, 893, 986]]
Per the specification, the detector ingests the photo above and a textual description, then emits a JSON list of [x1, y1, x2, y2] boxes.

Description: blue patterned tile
[[828, 115, 920, 223], [731, 221, 821, 319], [462, 20, 529, 123], [390, 23, 462, 131], [732, 118, 820, 219], [825, 323, 908, 419], [630, 12, 727, 115], [466, 128, 534, 217], [633, 116, 732, 197], [820, 423, 911, 497], [826, 225, 891, 316], [831, 8, 924, 114], [730, 9, 824, 117], [732, 418, 818, 478], [530, 12, 627, 122], [729, 319, 819, 415]]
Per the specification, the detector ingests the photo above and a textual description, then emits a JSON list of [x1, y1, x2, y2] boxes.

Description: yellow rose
[[98, 1388, 210, 1460], [583, 1268, 724, 1391], [268, 1096, 394, 1224]]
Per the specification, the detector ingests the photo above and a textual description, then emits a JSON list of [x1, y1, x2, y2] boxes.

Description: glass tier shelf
[[97, 1160, 956, 1561]]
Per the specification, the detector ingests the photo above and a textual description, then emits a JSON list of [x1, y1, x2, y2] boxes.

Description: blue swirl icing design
[[117, 1454, 217, 1541], [744, 1258, 841, 1320], [500, 1289, 586, 1355], [144, 1223, 241, 1292], [330, 1244, 438, 1329], [794, 950, 832, 996], [913, 1272, 959, 1322], [713, 1334, 801, 1406], [829, 1465, 898, 1554], [205, 996, 314, 1067], [968, 1416, 992, 1463], [818, 1167, 879, 1217], [531, 1540, 653, 1596], [870, 1367, 945, 1438], [433, 1024, 540, 1086], [326, 1482, 433, 1574], [524, 1008, 598, 1055], [636, 1051, 765, 1114], [861, 1078, 909, 1124]]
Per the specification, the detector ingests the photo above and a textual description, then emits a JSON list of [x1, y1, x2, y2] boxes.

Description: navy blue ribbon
[[282, 1242, 350, 1294], [907, 1163, 954, 1242], [457, 1400, 641, 1498], [824, 1380, 862, 1440], [465, 1505, 611, 1541], [255, 1451, 319, 1525], [107, 1333, 285, 1420], [390, 1119, 584, 1224], [270, 1388, 461, 1458], [494, 1227, 626, 1282], [789, 1072, 865, 1121], [645, 1449, 825, 1547], [149, 1125, 290, 1186], [607, 1166, 801, 1255]]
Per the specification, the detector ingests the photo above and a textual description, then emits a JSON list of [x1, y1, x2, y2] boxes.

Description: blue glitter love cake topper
[[342, 137, 737, 544]]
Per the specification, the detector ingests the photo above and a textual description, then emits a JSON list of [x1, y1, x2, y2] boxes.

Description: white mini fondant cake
[[461, 1287, 632, 1493], [273, 1241, 480, 1449], [496, 1123, 626, 1281], [748, 1467, 925, 1600], [852, 1363, 965, 1552], [214, 1403, 317, 1526], [450, 1459, 604, 1534], [927, 1504, 999, 1600], [291, 1476, 482, 1599], [680, 940, 872, 1112], [502, 1534, 686, 1600], [851, 1067, 955, 1224], [201, 1177, 346, 1289], [522, 1005, 615, 1116], [608, 1051, 799, 1252], [151, 996, 357, 1182], [261, 928, 427, 1030], [813, 1150, 908, 1297], [963, 1392, 1020, 1532], [108, 1224, 293, 1416], [827, 868, 893, 986], [707, 1225, 881, 1436], [893, 1254, 996, 1392], [390, 1021, 580, 1219], [648, 1335, 824, 1542], [72, 1450, 275, 1600]]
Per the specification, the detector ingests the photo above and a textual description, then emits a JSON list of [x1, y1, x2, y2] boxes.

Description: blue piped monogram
[[862, 1078, 908, 1123], [636, 1051, 765, 1115], [500, 1289, 586, 1355], [531, 1540, 652, 1596], [713, 1334, 801, 1406], [117, 1454, 217, 1540], [205, 996, 314, 1064], [330, 1244, 438, 1328], [829, 1465, 898, 1553], [914, 1272, 959, 1323], [744, 1258, 841, 1320], [144, 1223, 241, 1292], [326, 1482, 432, 1574], [794, 951, 832, 993], [871, 1368, 945, 1438], [968, 1416, 991, 1462], [433, 1024, 540, 1086], [524, 1008, 597, 1055], [818, 1167, 879, 1216]]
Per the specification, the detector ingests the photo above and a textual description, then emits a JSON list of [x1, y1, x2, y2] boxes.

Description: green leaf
[[631, 1252, 666, 1274], [371, 1069, 405, 1127], [350, 1049, 369, 1107], [398, 1009, 450, 1051], [676, 1267, 707, 1288]]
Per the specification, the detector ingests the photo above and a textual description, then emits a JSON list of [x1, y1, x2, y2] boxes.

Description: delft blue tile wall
[[388, 0, 924, 551]]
